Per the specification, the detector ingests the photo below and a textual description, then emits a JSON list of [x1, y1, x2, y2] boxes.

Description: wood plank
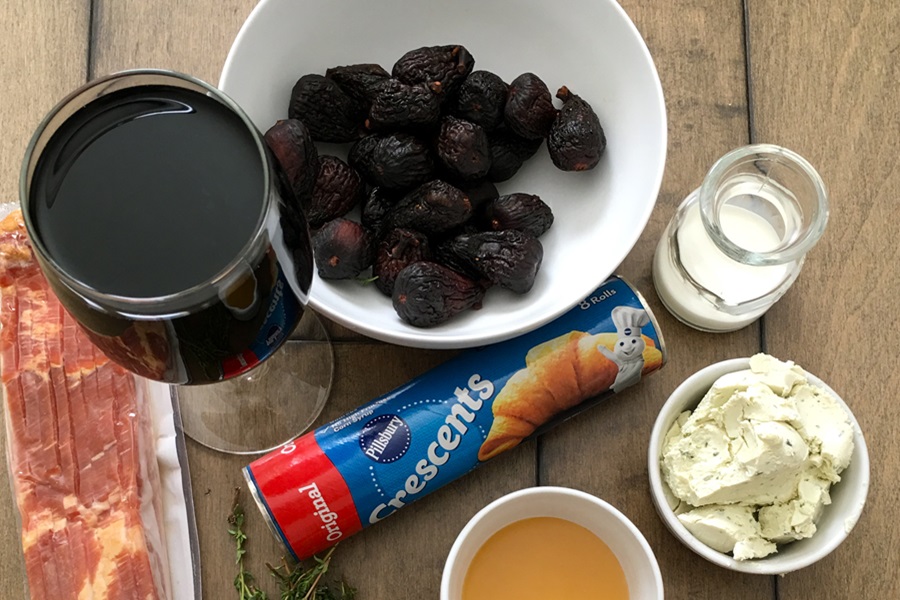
[[0, 1, 89, 214], [0, 0, 90, 593], [747, 0, 900, 598], [91, 0, 250, 84], [186, 342, 535, 599], [538, 1, 774, 598]]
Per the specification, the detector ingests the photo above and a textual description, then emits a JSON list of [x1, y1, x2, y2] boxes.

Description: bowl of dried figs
[[220, 0, 666, 348]]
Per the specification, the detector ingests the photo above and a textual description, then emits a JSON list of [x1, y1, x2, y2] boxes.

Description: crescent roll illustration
[[477, 330, 663, 461]]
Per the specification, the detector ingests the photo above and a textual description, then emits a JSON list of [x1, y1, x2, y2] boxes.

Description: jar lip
[[699, 143, 829, 266], [19, 69, 272, 317]]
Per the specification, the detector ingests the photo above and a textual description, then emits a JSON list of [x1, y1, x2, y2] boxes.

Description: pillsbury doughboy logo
[[359, 414, 411, 464]]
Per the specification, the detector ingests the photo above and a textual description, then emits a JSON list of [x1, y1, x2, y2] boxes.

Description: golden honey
[[462, 516, 629, 599]]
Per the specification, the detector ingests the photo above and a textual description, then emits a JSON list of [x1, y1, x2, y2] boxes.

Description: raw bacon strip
[[0, 210, 170, 600]]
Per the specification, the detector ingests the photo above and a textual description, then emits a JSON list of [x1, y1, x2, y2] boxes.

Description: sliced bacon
[[0, 210, 170, 599]]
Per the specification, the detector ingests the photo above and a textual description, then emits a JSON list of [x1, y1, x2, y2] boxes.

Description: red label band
[[247, 432, 362, 559], [222, 350, 260, 378]]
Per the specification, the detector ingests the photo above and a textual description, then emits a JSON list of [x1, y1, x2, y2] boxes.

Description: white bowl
[[441, 486, 664, 599], [647, 358, 870, 575], [219, 0, 666, 348]]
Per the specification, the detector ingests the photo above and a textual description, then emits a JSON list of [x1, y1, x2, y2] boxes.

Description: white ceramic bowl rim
[[441, 486, 664, 599], [647, 357, 871, 575], [219, 0, 668, 349]]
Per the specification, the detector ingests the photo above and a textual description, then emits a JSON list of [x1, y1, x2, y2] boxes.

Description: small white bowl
[[441, 486, 663, 599], [648, 358, 870, 575]]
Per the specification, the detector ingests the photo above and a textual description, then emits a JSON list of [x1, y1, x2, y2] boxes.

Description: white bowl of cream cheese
[[647, 355, 869, 574]]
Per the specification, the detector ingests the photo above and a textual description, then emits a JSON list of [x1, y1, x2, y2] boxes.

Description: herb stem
[[302, 547, 336, 600]]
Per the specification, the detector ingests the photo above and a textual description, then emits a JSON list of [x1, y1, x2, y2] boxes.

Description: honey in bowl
[[462, 516, 629, 599]]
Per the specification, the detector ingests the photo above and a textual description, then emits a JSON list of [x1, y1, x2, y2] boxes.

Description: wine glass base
[[176, 310, 334, 455]]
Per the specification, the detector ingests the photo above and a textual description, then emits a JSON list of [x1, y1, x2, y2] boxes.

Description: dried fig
[[453, 70, 508, 131], [433, 237, 487, 284], [392, 45, 474, 95], [308, 156, 365, 229], [392, 261, 484, 327], [366, 78, 442, 132], [264, 119, 320, 210], [487, 129, 543, 182], [373, 228, 432, 296], [313, 218, 373, 279], [443, 230, 543, 294], [349, 133, 435, 191], [547, 86, 606, 171], [504, 73, 557, 140], [480, 193, 553, 237], [456, 179, 499, 210], [435, 116, 492, 181], [362, 187, 403, 240], [326, 63, 390, 110], [390, 180, 472, 235], [289, 74, 363, 142]]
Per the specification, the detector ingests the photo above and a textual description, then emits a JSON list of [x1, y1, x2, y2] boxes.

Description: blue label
[[250, 267, 301, 360], [312, 277, 664, 529], [223, 266, 302, 377]]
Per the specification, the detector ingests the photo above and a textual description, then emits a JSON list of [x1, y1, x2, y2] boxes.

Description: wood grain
[[0, 0, 897, 598], [0, 0, 90, 595], [91, 0, 250, 85], [538, 1, 774, 598], [0, 1, 90, 210], [747, 0, 900, 597]]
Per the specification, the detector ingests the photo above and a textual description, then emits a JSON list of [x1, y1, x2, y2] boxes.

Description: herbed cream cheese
[[661, 354, 854, 560]]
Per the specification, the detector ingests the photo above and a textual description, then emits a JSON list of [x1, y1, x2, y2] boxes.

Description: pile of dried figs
[[264, 44, 606, 327]]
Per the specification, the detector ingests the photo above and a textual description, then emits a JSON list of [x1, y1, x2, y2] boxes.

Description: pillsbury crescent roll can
[[244, 276, 666, 559]]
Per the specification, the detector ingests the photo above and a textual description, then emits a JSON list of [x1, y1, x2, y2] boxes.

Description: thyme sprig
[[228, 489, 356, 600], [228, 489, 268, 600], [268, 547, 356, 600]]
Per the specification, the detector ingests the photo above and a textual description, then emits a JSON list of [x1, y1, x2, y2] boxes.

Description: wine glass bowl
[[20, 69, 333, 454]]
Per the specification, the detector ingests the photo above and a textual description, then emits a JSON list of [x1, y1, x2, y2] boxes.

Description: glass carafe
[[652, 144, 829, 332]]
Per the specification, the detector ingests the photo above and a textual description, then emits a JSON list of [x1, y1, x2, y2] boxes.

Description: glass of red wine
[[20, 70, 333, 454]]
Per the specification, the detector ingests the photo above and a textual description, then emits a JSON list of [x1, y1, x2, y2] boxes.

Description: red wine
[[31, 85, 265, 298], [26, 81, 312, 384]]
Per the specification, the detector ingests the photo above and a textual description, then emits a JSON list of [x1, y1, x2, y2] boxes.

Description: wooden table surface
[[1, 1, 898, 598]]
